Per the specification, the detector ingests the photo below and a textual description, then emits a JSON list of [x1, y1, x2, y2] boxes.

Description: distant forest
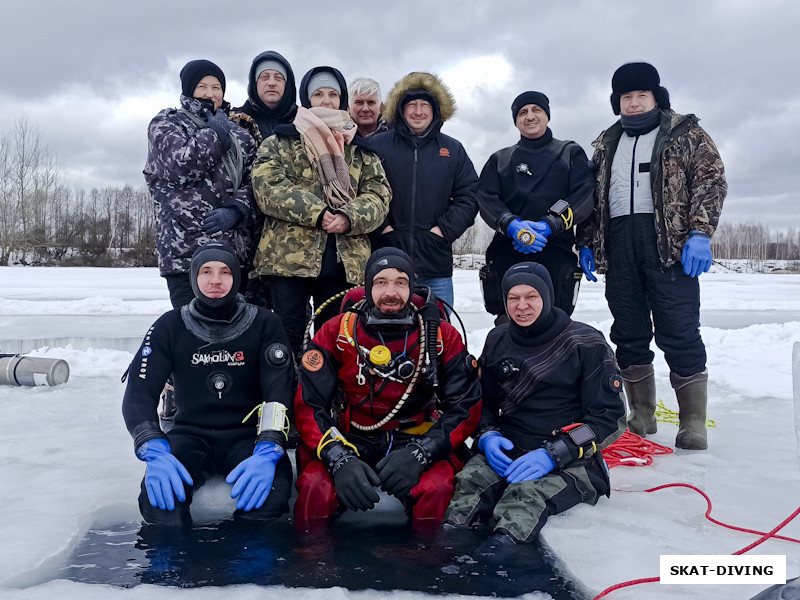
[[2, 117, 799, 268]]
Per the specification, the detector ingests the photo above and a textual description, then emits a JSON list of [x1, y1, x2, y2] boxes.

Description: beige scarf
[[294, 106, 357, 209]]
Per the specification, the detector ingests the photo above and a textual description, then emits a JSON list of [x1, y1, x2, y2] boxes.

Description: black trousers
[[269, 268, 350, 358], [138, 427, 293, 526], [483, 235, 581, 317], [605, 215, 706, 376], [164, 273, 195, 309], [243, 273, 272, 309]]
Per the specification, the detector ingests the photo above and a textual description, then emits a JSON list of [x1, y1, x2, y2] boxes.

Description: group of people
[[122, 52, 726, 543]]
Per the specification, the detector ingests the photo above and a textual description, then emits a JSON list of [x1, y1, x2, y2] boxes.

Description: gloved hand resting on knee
[[375, 443, 428, 498], [504, 448, 556, 484], [226, 441, 284, 511], [479, 431, 514, 476], [137, 438, 193, 511]]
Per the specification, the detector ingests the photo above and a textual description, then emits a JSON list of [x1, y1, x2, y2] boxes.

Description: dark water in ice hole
[[35, 516, 583, 598]]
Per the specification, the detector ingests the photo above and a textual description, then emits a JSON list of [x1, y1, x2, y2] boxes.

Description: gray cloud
[[1, 0, 797, 229]]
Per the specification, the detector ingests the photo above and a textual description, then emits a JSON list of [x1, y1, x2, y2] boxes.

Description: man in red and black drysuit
[[294, 248, 481, 530]]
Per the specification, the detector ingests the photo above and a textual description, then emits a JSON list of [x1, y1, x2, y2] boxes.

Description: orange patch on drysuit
[[302, 349, 324, 372]]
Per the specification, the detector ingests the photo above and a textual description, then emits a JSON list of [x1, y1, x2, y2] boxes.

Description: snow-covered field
[[1, 266, 799, 600]]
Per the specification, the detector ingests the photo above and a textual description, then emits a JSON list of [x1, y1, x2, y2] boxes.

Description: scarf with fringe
[[294, 106, 357, 209]]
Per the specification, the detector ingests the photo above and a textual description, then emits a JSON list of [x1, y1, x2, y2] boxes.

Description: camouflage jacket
[[576, 109, 727, 272], [144, 95, 258, 276], [251, 134, 390, 282]]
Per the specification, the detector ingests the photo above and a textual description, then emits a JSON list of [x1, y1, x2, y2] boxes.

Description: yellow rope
[[316, 428, 360, 459], [314, 286, 356, 317], [654, 398, 716, 428], [241, 403, 262, 424]]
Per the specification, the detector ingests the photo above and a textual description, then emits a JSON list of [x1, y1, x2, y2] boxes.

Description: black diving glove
[[375, 441, 429, 498], [333, 456, 381, 511]]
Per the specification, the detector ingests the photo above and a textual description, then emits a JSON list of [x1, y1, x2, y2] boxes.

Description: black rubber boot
[[621, 364, 657, 436], [670, 370, 709, 450]]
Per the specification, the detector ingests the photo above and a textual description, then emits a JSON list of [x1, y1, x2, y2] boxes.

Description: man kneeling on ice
[[122, 243, 295, 526], [293, 248, 481, 530], [444, 263, 626, 543]]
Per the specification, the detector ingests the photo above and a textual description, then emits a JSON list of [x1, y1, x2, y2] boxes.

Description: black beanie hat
[[610, 62, 670, 116], [501, 262, 554, 325], [364, 247, 415, 307], [180, 59, 226, 98], [401, 88, 438, 109], [190, 242, 240, 311], [511, 91, 551, 122]]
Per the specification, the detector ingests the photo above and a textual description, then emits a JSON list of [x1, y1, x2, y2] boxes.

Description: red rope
[[644, 483, 800, 546], [592, 483, 800, 599], [603, 430, 673, 468], [592, 577, 660, 599]]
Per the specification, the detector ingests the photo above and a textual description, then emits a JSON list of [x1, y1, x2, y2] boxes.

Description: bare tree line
[[452, 220, 800, 268], [0, 117, 156, 266], [710, 222, 800, 263], [2, 116, 799, 268]]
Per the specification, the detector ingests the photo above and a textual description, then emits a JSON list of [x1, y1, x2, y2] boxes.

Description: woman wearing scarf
[[251, 66, 391, 357], [144, 59, 258, 309]]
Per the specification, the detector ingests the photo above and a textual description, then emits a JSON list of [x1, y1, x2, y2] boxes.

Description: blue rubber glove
[[579, 247, 597, 282], [478, 431, 514, 476], [504, 448, 556, 484], [137, 438, 193, 511], [507, 219, 546, 254], [226, 441, 284, 512], [515, 220, 551, 252], [529, 220, 552, 238], [507, 218, 528, 240], [681, 232, 712, 278], [203, 207, 242, 235], [517, 220, 547, 253]]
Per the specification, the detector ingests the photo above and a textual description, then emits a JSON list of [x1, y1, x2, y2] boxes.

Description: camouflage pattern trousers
[[444, 453, 610, 542]]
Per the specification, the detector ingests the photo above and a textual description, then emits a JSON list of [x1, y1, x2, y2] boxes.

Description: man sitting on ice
[[445, 262, 626, 542], [122, 243, 295, 527], [293, 248, 481, 530]]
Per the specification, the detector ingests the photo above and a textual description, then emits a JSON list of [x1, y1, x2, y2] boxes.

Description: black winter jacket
[[371, 122, 478, 277]]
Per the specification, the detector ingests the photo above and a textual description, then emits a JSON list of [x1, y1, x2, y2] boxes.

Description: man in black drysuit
[[477, 91, 594, 320], [445, 262, 625, 542], [122, 242, 295, 526]]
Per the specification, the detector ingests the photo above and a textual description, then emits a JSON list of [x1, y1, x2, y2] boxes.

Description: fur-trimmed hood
[[382, 72, 456, 123]]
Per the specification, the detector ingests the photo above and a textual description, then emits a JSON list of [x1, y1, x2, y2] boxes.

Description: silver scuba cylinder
[[0, 354, 70, 387]]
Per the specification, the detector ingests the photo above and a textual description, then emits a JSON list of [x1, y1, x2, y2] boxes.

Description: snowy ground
[[1, 266, 799, 600]]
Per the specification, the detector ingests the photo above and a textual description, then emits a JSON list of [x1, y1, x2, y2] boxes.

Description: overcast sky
[[1, 0, 797, 229]]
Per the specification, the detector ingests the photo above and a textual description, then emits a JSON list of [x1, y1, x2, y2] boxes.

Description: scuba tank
[[0, 354, 70, 387]]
